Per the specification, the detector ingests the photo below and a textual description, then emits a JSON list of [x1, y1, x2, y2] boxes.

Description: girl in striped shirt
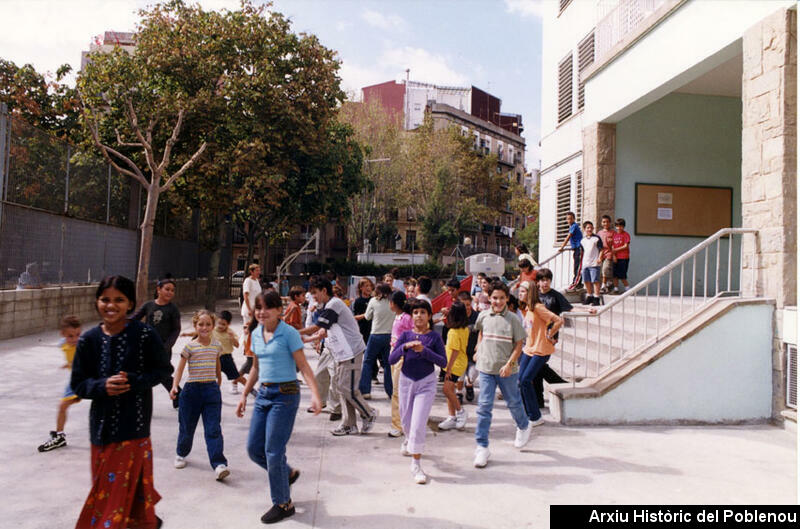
[[171, 310, 230, 481]]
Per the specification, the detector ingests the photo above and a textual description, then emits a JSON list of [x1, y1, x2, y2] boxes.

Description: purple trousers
[[398, 371, 437, 455]]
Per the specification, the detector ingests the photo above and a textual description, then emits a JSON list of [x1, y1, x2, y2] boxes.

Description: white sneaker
[[215, 464, 230, 481], [438, 416, 457, 430], [514, 424, 532, 448], [530, 417, 545, 427], [361, 408, 379, 434], [411, 464, 427, 484], [400, 440, 411, 456], [230, 382, 239, 395], [455, 409, 468, 430], [174, 456, 187, 469], [473, 446, 490, 468]]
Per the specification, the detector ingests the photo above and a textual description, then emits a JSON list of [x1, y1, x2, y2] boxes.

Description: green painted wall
[[615, 93, 742, 287]]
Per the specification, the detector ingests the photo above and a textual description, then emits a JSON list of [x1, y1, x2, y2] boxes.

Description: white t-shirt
[[317, 296, 366, 356], [241, 277, 263, 320], [581, 235, 603, 269]]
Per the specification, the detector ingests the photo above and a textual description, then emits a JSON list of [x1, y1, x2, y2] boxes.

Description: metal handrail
[[553, 227, 758, 384]]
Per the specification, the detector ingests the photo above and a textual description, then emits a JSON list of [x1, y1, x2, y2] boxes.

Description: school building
[[537, 0, 796, 425]]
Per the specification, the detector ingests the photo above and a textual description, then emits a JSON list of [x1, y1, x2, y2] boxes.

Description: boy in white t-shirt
[[580, 221, 603, 306]]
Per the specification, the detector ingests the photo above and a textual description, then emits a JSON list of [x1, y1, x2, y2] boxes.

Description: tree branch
[[115, 128, 143, 148], [159, 141, 207, 192], [157, 108, 185, 174], [125, 96, 157, 178]]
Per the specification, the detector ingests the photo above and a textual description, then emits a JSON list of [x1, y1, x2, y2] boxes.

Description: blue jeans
[[247, 382, 300, 506], [475, 371, 529, 448], [358, 333, 392, 397], [518, 354, 550, 421], [177, 382, 227, 469]]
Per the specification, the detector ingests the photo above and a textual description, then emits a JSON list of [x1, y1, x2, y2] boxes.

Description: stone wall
[[741, 6, 797, 417], [0, 278, 229, 340], [582, 122, 617, 223]]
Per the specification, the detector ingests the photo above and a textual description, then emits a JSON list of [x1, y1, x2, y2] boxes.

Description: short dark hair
[[60, 315, 81, 330], [457, 291, 472, 304], [477, 272, 487, 279], [96, 275, 136, 314], [255, 291, 283, 311], [219, 310, 232, 323], [289, 286, 305, 300], [535, 268, 553, 281], [390, 290, 411, 314], [615, 218, 626, 227], [488, 280, 509, 297], [507, 295, 519, 312], [566, 211, 576, 219], [310, 277, 333, 296], [601, 215, 612, 222], [583, 220, 594, 229], [447, 301, 468, 329], [518, 258, 533, 269], [375, 282, 393, 300], [515, 243, 529, 254], [417, 276, 432, 294], [446, 278, 460, 289]]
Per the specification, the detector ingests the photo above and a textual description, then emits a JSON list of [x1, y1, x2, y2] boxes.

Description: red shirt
[[612, 230, 631, 260], [597, 229, 614, 260], [283, 301, 302, 329]]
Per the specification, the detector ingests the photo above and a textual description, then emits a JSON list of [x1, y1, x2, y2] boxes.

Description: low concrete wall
[[0, 278, 228, 340], [553, 302, 774, 424]]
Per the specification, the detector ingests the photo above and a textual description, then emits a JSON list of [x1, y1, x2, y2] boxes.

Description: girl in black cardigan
[[72, 276, 172, 529]]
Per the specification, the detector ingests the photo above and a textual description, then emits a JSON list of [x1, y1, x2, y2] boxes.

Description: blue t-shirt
[[568, 223, 583, 249], [252, 320, 303, 384]]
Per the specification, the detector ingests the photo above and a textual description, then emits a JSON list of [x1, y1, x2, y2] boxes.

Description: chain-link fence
[[0, 105, 230, 289]]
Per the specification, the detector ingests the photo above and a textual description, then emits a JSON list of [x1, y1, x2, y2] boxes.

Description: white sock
[[411, 459, 421, 471]]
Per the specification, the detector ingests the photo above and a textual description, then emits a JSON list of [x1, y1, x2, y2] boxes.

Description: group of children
[[558, 211, 632, 305]]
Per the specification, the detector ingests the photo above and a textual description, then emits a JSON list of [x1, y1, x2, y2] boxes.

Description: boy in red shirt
[[611, 218, 632, 293], [597, 215, 615, 293], [283, 286, 305, 329]]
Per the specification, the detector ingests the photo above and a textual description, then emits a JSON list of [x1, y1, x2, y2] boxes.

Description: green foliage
[[516, 220, 539, 259]]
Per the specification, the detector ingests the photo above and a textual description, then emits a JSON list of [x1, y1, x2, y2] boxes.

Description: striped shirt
[[474, 307, 525, 375], [181, 340, 221, 383]]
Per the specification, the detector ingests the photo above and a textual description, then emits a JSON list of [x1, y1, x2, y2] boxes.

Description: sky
[[0, 0, 543, 162]]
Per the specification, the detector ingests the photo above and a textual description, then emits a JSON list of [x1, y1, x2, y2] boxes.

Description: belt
[[260, 381, 298, 387]]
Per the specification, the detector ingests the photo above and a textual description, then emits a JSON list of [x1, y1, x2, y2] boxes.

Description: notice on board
[[657, 192, 673, 204], [657, 207, 673, 220]]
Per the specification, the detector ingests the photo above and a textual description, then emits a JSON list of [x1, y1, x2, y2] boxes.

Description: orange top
[[519, 269, 537, 284], [244, 332, 254, 357], [522, 303, 561, 357]]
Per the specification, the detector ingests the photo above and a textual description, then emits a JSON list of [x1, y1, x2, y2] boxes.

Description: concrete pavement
[[0, 301, 796, 529]]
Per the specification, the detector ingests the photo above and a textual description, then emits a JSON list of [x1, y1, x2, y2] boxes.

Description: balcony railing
[[595, 0, 669, 63]]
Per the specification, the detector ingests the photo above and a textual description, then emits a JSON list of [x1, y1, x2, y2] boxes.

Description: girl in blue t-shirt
[[236, 291, 322, 525]]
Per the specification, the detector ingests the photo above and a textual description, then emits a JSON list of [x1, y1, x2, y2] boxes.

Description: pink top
[[391, 313, 413, 349]]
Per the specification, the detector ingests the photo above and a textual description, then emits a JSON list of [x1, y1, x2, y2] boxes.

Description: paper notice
[[657, 207, 673, 220], [657, 192, 673, 204]]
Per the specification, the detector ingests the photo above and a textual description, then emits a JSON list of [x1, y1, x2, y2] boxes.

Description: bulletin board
[[635, 183, 733, 237]]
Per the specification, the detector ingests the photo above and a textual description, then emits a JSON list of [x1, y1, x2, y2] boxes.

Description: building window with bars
[[555, 176, 572, 245], [578, 30, 595, 111], [558, 53, 573, 124]]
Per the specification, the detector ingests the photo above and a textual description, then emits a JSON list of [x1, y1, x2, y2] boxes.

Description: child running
[[72, 275, 171, 529], [388, 290, 413, 438], [389, 299, 447, 484], [213, 310, 248, 395], [438, 301, 469, 431], [38, 315, 82, 452], [171, 310, 229, 481]]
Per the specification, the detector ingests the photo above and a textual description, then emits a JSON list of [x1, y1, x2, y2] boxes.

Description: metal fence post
[[106, 164, 111, 224], [64, 145, 71, 214], [0, 103, 7, 222]]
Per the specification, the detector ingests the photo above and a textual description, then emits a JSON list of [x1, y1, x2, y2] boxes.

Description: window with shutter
[[577, 31, 595, 111], [555, 177, 571, 245], [575, 170, 584, 224], [558, 53, 573, 124]]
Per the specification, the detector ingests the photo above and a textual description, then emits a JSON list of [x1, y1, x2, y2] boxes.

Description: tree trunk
[[204, 214, 226, 311], [136, 182, 160, 307]]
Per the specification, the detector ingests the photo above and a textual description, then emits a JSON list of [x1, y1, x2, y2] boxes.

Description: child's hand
[[106, 373, 130, 396], [309, 395, 322, 415], [235, 397, 247, 418], [170, 387, 179, 400], [409, 341, 424, 353]]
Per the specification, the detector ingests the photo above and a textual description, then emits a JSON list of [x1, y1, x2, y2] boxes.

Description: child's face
[[255, 304, 281, 326], [411, 308, 429, 329], [157, 282, 175, 302], [447, 286, 458, 299], [584, 224, 594, 236], [405, 284, 415, 297], [601, 218, 611, 230], [480, 278, 489, 292], [615, 224, 624, 233], [537, 277, 552, 293], [361, 283, 373, 297], [195, 314, 214, 339], [518, 285, 528, 302], [96, 287, 133, 326], [566, 214, 575, 225], [489, 289, 508, 313], [61, 327, 81, 346], [216, 319, 229, 332]]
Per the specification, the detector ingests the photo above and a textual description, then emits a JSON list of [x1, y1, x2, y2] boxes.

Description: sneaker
[[388, 429, 403, 438], [361, 408, 379, 434], [307, 403, 325, 413], [530, 417, 545, 427], [38, 431, 66, 452], [412, 464, 427, 484], [230, 382, 239, 395], [174, 456, 187, 469], [591, 297, 601, 307], [400, 440, 411, 456], [455, 409, 468, 430], [514, 424, 532, 448], [438, 416, 457, 431], [261, 502, 295, 524], [289, 469, 300, 485], [473, 446, 490, 468], [331, 425, 358, 436], [465, 386, 475, 402], [215, 464, 230, 481], [329, 412, 342, 422], [362, 393, 372, 400]]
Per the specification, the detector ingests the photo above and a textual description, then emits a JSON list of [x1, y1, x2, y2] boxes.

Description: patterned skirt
[[75, 438, 161, 529]]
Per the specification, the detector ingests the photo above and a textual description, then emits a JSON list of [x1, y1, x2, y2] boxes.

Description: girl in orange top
[[518, 284, 562, 425]]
